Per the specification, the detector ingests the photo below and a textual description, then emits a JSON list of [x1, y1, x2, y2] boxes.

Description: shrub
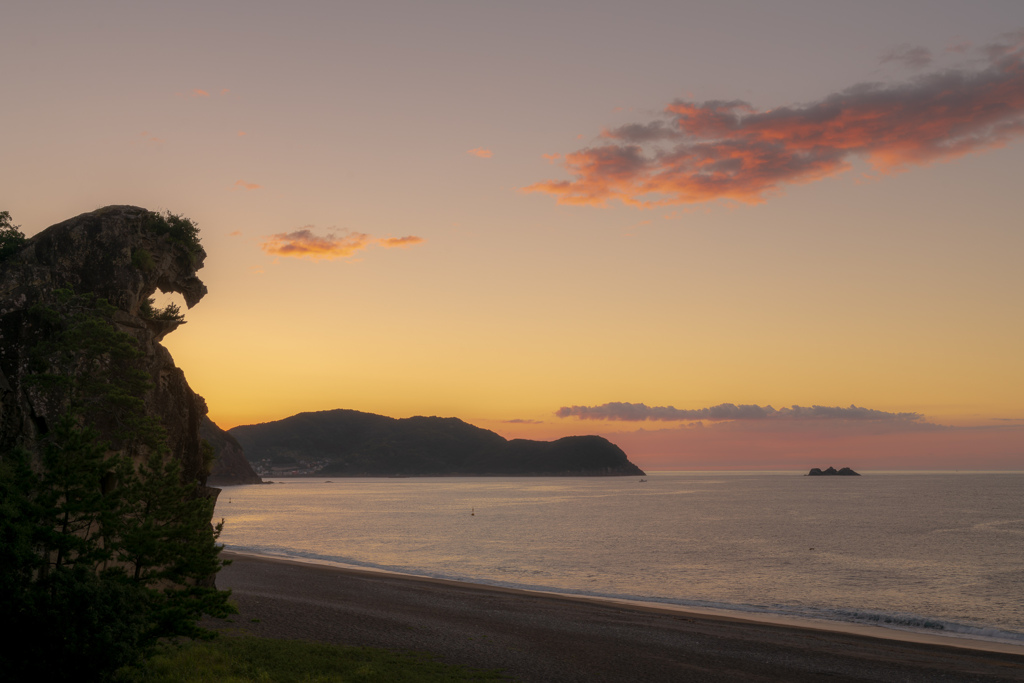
[[132, 248, 155, 272], [139, 298, 186, 323], [141, 211, 202, 262], [0, 210, 27, 261]]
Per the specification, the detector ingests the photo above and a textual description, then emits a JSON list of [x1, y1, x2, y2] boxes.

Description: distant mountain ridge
[[229, 409, 645, 477]]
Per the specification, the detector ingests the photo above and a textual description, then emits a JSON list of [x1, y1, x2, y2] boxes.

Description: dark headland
[[229, 408, 645, 477]]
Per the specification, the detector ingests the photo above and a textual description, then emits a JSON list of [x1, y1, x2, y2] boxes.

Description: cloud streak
[[555, 402, 923, 422], [261, 227, 424, 261], [467, 148, 493, 158], [525, 34, 1024, 207], [881, 45, 933, 69], [378, 235, 424, 248]]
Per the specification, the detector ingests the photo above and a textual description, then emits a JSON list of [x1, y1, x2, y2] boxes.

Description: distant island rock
[[229, 409, 646, 477], [807, 466, 860, 476]]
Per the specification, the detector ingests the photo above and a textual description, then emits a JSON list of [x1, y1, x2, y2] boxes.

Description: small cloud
[[262, 228, 371, 261], [262, 226, 423, 261], [235, 180, 262, 191], [542, 153, 561, 163], [134, 131, 163, 145], [881, 44, 933, 69], [555, 402, 923, 422], [945, 41, 972, 55], [192, 89, 210, 98], [220, 88, 231, 96], [468, 148, 493, 159], [504, 418, 544, 424], [238, 131, 247, 137], [229, 230, 242, 237], [378, 236, 424, 248]]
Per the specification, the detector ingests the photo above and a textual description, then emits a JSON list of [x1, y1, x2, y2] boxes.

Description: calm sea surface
[[213, 472, 1024, 645]]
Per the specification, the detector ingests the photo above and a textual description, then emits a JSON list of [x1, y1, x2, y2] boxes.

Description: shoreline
[[211, 551, 1024, 682], [221, 549, 1024, 656]]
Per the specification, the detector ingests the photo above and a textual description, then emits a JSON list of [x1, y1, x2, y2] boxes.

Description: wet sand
[[208, 552, 1024, 682]]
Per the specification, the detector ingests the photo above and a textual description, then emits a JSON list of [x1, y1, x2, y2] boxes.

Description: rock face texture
[[202, 416, 263, 486], [231, 408, 646, 477], [0, 206, 216, 486]]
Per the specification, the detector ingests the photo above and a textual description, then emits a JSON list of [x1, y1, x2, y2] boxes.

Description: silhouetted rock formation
[[807, 466, 860, 476], [0, 206, 212, 487], [202, 416, 262, 485], [230, 409, 646, 476]]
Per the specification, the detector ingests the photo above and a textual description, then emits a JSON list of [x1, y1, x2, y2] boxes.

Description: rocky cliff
[[202, 416, 263, 485], [0, 206, 225, 487]]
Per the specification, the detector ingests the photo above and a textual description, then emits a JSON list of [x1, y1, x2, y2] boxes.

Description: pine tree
[[0, 287, 235, 680]]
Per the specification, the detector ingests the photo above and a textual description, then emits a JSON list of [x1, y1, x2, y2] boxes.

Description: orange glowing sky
[[3, 1, 1022, 470]]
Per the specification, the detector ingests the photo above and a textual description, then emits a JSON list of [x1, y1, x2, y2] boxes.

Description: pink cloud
[[262, 227, 424, 261], [235, 180, 261, 191], [262, 228, 372, 261], [192, 89, 210, 98], [468, 148, 493, 159], [378, 236, 424, 248], [525, 35, 1024, 208]]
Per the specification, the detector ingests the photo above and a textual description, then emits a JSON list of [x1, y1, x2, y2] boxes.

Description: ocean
[[213, 471, 1024, 646]]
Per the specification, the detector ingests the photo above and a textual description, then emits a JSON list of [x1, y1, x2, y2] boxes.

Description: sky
[[3, 0, 1023, 470]]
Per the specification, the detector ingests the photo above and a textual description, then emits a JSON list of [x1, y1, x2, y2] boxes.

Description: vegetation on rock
[[0, 210, 27, 260], [141, 210, 202, 265], [0, 211, 233, 680], [131, 247, 156, 273], [140, 297, 186, 323]]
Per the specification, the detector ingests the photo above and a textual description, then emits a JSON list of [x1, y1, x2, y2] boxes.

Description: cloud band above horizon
[[555, 402, 923, 422], [261, 228, 424, 261], [526, 34, 1024, 207]]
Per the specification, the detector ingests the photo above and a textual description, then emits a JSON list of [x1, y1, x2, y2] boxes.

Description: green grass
[[115, 636, 509, 682]]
